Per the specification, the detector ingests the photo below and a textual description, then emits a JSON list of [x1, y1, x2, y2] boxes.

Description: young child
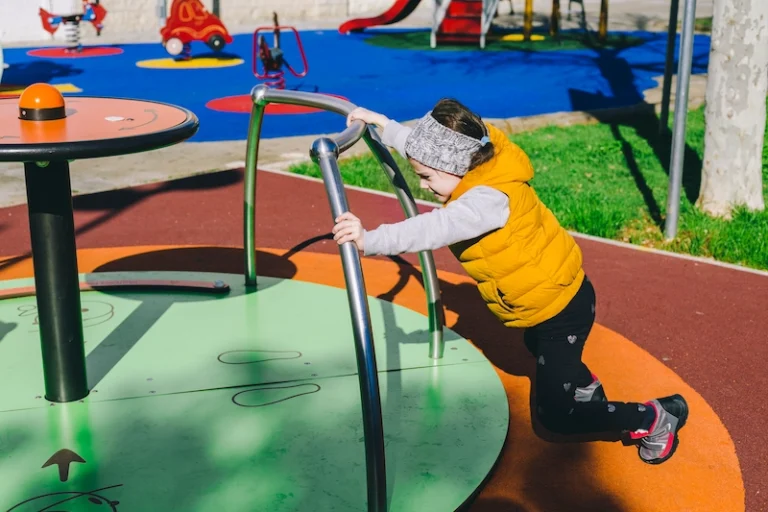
[[332, 98, 688, 465]]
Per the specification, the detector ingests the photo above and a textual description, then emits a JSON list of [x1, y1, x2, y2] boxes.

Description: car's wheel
[[206, 34, 226, 52], [165, 37, 184, 56]]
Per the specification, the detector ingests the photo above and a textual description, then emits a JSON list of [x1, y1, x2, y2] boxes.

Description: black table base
[[24, 161, 88, 402]]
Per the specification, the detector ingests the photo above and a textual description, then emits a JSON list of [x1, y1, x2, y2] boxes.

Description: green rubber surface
[[0, 272, 485, 411], [363, 30, 646, 52], [0, 272, 508, 511]]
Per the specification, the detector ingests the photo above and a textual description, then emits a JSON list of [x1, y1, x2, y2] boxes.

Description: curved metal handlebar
[[244, 85, 444, 359], [309, 137, 387, 511], [252, 89, 365, 151], [252, 85, 353, 116], [242, 84, 448, 512]]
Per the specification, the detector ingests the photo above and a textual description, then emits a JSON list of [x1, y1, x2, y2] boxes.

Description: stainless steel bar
[[362, 129, 445, 359], [336, 120, 367, 153], [310, 138, 387, 512], [252, 84, 358, 117], [243, 100, 266, 286], [252, 86, 365, 152], [244, 85, 445, 357], [659, 0, 681, 135], [664, 0, 697, 240]]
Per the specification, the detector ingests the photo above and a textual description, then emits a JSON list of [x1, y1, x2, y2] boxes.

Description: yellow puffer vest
[[445, 124, 584, 328]]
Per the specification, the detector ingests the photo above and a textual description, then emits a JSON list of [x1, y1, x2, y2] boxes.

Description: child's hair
[[430, 98, 495, 170]]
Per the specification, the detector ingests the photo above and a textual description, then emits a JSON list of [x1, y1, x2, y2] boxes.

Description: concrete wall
[[0, 0, 400, 45]]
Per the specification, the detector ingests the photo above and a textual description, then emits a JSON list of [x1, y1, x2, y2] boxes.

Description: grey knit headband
[[404, 112, 490, 176]]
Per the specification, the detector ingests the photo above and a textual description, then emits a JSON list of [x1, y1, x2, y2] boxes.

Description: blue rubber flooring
[[1, 28, 710, 142]]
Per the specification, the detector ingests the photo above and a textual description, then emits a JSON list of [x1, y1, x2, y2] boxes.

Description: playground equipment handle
[[360, 129, 444, 359], [310, 137, 387, 512], [243, 85, 443, 358], [243, 85, 449, 511]]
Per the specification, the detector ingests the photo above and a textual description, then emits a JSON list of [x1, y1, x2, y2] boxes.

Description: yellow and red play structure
[[160, 0, 233, 59], [340, 0, 610, 47]]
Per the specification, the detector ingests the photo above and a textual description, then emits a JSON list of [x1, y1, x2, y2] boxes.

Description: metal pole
[[157, 0, 168, 24], [523, 0, 533, 41], [362, 129, 445, 359], [659, 0, 681, 135], [598, 0, 609, 43], [212, 0, 220, 17], [24, 161, 88, 402], [664, 0, 697, 240], [311, 138, 387, 512], [244, 85, 445, 359], [243, 98, 266, 286], [550, 0, 561, 37]]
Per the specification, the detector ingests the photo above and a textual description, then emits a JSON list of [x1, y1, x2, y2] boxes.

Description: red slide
[[339, 0, 422, 34]]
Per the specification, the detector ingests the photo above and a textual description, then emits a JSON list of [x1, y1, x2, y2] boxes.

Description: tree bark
[[697, 0, 767, 217]]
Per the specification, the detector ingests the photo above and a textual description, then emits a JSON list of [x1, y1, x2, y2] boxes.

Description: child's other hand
[[347, 107, 389, 129], [333, 211, 365, 251]]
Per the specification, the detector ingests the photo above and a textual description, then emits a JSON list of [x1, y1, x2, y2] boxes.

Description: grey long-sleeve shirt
[[363, 120, 511, 256]]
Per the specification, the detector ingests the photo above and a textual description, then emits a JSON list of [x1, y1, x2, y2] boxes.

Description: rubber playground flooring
[[0, 266, 509, 511], [0, 168, 765, 511], [0, 29, 711, 142]]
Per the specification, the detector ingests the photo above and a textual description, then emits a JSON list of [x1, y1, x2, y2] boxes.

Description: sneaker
[[630, 394, 688, 464], [574, 373, 607, 402]]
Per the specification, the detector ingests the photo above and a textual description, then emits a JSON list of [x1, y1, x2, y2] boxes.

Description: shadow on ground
[[568, 37, 706, 224], [0, 169, 243, 274], [93, 241, 631, 511]]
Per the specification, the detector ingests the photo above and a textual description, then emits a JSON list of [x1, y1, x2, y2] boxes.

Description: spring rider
[[39, 1, 107, 53], [253, 13, 308, 89], [160, 0, 233, 59]]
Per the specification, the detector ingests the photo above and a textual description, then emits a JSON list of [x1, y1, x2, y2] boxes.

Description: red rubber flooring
[[1, 167, 766, 510]]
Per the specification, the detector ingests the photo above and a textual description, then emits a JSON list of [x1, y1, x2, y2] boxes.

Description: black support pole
[[659, 0, 681, 135], [212, 0, 220, 17], [24, 161, 88, 403]]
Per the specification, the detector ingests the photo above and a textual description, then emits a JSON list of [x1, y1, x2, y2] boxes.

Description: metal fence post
[[664, 0, 697, 240]]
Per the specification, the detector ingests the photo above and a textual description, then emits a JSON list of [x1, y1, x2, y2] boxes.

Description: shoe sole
[[641, 394, 688, 465]]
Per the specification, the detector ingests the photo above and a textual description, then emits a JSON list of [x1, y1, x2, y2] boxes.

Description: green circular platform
[[0, 271, 508, 511]]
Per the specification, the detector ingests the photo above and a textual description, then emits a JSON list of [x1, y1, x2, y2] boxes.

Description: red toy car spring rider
[[160, 0, 232, 59], [253, 13, 308, 89], [39, 1, 107, 53]]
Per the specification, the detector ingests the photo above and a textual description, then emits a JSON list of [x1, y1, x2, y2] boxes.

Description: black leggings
[[524, 275, 649, 435]]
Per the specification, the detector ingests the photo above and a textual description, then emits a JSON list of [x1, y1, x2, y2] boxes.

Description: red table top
[[0, 97, 190, 143], [0, 96, 198, 161]]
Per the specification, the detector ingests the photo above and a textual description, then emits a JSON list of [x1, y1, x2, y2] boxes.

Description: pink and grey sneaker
[[630, 394, 688, 464], [574, 373, 607, 402]]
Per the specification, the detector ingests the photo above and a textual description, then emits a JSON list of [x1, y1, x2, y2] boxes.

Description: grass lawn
[[363, 30, 645, 52], [689, 17, 713, 32], [695, 17, 713, 32], [288, 104, 768, 271]]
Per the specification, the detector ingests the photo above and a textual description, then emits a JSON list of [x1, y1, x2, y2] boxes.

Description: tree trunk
[[697, 0, 768, 217]]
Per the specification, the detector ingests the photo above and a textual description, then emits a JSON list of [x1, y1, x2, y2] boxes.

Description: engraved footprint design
[[232, 383, 321, 408], [217, 349, 302, 364]]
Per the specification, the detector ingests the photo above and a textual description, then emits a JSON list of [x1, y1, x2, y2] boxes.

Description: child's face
[[410, 159, 461, 203]]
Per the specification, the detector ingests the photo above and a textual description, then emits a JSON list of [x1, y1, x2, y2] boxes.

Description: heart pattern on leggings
[[567, 335, 577, 344], [563, 382, 572, 392]]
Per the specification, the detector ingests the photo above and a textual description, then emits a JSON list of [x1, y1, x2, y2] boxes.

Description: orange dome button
[[18, 83, 67, 121]]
